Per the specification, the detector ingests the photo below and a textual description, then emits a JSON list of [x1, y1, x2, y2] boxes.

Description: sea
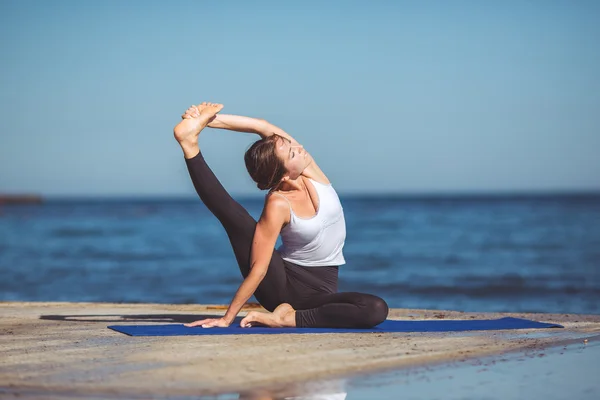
[[1, 194, 599, 315]]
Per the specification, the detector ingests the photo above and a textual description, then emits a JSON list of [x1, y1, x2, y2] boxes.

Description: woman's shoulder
[[263, 191, 292, 224], [266, 190, 289, 203]]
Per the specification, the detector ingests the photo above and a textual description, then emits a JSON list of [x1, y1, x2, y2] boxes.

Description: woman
[[173, 102, 388, 329]]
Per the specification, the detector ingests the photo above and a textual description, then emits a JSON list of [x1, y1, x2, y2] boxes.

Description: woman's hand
[[184, 317, 231, 328], [181, 105, 199, 119]]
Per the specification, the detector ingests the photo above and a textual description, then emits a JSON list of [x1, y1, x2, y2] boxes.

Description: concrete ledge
[[1, 302, 599, 398]]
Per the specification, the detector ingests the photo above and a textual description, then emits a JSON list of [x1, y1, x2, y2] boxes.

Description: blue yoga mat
[[108, 317, 562, 336]]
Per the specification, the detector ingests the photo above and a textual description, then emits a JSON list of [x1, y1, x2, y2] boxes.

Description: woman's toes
[[240, 312, 257, 327]]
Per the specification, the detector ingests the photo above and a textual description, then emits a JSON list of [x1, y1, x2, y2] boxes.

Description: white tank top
[[273, 178, 346, 267]]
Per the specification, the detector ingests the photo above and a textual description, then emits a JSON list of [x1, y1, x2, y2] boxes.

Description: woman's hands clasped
[[184, 317, 231, 328]]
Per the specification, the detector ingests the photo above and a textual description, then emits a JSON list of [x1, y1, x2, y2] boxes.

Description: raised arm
[[183, 105, 299, 145], [210, 114, 300, 146], [182, 104, 330, 184]]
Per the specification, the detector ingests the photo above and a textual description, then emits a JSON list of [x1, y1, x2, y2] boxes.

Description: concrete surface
[[1, 302, 599, 398]]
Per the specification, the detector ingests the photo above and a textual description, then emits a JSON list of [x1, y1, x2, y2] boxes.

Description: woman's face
[[274, 136, 312, 180]]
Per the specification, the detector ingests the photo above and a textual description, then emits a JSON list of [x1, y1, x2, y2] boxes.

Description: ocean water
[[1, 194, 599, 314], [228, 335, 600, 400]]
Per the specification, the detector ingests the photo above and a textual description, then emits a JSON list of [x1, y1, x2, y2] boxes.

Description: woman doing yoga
[[173, 102, 389, 329]]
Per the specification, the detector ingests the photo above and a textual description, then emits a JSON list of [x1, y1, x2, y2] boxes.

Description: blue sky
[[1, 0, 599, 197]]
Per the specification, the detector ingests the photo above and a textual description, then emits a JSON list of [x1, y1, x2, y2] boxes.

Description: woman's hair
[[244, 134, 287, 191]]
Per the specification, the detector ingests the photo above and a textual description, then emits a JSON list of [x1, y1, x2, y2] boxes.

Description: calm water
[[229, 334, 600, 400], [1, 194, 599, 314]]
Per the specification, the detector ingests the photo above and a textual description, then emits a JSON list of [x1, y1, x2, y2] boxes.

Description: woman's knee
[[362, 295, 389, 327]]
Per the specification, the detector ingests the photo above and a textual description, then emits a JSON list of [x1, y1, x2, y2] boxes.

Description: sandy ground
[[0, 302, 599, 399]]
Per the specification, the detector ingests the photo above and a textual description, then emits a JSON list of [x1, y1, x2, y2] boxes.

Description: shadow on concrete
[[39, 314, 243, 324]]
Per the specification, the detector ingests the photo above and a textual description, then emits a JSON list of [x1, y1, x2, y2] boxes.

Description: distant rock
[[0, 194, 43, 205]]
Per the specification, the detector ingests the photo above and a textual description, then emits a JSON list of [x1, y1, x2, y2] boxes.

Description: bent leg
[[294, 292, 389, 328]]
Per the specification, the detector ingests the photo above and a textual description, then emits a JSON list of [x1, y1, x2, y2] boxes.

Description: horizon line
[[2, 189, 600, 202]]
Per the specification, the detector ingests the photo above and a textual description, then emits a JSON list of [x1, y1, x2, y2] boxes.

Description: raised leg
[[174, 105, 289, 311]]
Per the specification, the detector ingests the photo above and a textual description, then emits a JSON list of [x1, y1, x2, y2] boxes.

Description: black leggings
[[185, 152, 389, 328]]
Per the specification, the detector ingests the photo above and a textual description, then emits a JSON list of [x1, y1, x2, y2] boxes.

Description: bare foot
[[240, 303, 296, 328], [173, 102, 224, 147]]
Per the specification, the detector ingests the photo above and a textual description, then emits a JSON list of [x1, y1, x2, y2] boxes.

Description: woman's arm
[[211, 114, 300, 145], [222, 196, 288, 324], [185, 195, 289, 328], [183, 106, 299, 145], [211, 114, 330, 184], [181, 105, 330, 184]]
